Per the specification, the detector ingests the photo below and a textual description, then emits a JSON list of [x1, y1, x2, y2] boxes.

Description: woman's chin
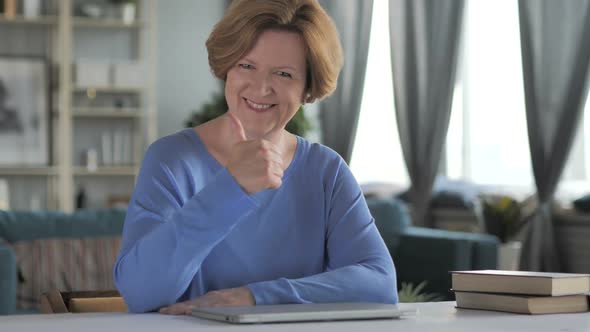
[[243, 126, 281, 140]]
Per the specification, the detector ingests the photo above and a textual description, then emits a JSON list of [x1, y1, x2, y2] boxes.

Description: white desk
[[1, 302, 589, 332]]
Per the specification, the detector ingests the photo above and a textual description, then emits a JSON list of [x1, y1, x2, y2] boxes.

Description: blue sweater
[[113, 128, 397, 313]]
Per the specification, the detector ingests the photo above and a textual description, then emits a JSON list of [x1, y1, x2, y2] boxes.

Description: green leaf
[[398, 281, 444, 303]]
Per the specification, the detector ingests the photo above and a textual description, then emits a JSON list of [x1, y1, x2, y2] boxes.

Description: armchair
[[366, 197, 499, 299]]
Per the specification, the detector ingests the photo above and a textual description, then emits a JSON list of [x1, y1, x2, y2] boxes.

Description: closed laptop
[[191, 302, 402, 324]]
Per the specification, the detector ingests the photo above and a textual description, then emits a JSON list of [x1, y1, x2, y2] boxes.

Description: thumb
[[227, 112, 247, 142]]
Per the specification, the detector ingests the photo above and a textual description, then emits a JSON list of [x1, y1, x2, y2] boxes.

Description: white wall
[[156, 1, 225, 138]]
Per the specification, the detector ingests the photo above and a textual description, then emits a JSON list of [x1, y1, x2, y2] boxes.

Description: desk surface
[[1, 302, 589, 332]]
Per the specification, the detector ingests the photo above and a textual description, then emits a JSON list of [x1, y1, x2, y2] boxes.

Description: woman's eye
[[238, 63, 254, 70], [276, 71, 292, 78]]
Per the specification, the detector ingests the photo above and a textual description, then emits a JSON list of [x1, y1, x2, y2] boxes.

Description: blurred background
[[0, 0, 589, 314]]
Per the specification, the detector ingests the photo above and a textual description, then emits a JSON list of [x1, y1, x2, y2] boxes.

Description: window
[[351, 0, 590, 200], [446, 0, 532, 189], [350, 0, 408, 187]]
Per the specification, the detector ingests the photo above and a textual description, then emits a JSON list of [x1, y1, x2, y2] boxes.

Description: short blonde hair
[[206, 0, 343, 102]]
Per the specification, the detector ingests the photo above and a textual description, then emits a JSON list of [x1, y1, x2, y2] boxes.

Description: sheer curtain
[[319, 0, 373, 163], [387, 0, 464, 227], [518, 0, 590, 272]]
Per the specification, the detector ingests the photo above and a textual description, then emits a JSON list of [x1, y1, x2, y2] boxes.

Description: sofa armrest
[[395, 227, 474, 299], [0, 244, 16, 315]]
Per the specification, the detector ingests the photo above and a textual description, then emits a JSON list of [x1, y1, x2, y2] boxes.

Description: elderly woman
[[114, 0, 397, 314]]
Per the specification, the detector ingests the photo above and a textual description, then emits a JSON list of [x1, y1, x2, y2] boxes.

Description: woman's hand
[[159, 287, 255, 315], [226, 112, 286, 194]]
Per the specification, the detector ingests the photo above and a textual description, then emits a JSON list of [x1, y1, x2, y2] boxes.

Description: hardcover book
[[451, 270, 590, 296], [455, 291, 589, 315]]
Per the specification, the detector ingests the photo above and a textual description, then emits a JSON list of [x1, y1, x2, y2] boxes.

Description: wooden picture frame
[[0, 56, 50, 166]]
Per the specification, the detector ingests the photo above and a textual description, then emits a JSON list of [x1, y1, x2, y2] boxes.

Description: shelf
[[0, 15, 57, 25], [0, 16, 143, 28], [73, 86, 143, 94], [0, 167, 57, 176], [2, 0, 156, 212], [73, 166, 137, 176], [72, 108, 142, 118], [73, 17, 144, 29]]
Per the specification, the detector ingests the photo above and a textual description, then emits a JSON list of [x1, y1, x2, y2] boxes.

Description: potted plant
[[482, 196, 523, 242], [185, 93, 311, 137], [482, 195, 527, 270]]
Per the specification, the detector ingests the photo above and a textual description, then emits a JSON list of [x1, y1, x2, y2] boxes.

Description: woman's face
[[225, 29, 307, 139]]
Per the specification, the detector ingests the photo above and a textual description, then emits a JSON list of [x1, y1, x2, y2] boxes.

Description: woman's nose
[[251, 72, 273, 96]]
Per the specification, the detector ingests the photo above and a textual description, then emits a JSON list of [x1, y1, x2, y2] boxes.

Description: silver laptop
[[191, 302, 403, 324]]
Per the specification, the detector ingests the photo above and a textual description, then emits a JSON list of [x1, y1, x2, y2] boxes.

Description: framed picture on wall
[[0, 56, 49, 166]]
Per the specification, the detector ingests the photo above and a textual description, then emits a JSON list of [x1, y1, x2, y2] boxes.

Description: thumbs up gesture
[[226, 112, 286, 194]]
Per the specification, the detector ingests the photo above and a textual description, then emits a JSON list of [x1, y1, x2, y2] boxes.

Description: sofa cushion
[[366, 198, 411, 251], [12, 236, 121, 311]]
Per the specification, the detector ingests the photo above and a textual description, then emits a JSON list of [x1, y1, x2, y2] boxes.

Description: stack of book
[[451, 270, 590, 314]]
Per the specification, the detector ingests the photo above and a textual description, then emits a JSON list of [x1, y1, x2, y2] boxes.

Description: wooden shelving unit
[[73, 86, 144, 94], [0, 15, 58, 25], [0, 167, 58, 176], [0, 0, 157, 211], [73, 166, 138, 176], [72, 17, 144, 29], [72, 108, 142, 118]]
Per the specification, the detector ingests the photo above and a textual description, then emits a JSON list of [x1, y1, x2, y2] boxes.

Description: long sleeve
[[113, 138, 258, 313], [247, 157, 398, 304]]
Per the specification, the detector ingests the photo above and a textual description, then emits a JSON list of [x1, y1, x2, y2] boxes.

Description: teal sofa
[[0, 209, 126, 315], [366, 197, 499, 299], [0, 199, 498, 314]]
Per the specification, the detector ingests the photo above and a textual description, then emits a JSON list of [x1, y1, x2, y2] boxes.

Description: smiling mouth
[[243, 97, 276, 112]]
